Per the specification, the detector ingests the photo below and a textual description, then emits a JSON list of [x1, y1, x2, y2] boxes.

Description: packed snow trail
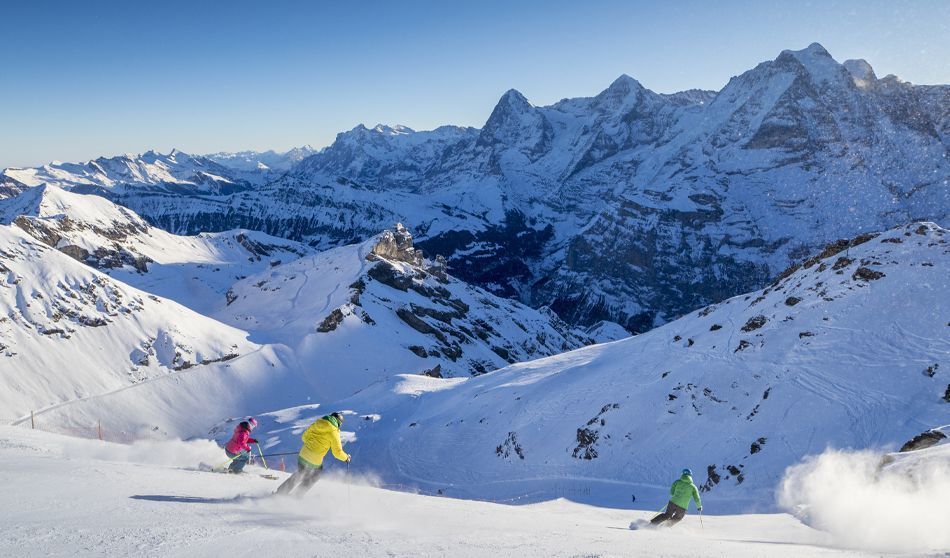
[[0, 427, 891, 558]]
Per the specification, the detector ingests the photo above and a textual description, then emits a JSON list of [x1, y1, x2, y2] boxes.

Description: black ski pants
[[276, 461, 323, 497], [650, 501, 687, 526]]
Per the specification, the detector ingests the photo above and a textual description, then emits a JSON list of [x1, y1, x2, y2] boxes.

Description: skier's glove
[[248, 438, 258, 444], [698, 507, 703, 511]]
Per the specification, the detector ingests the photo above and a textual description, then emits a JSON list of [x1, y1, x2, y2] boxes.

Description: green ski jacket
[[669, 474, 702, 510]]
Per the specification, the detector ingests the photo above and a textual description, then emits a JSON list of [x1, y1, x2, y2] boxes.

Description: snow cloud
[[64, 437, 223, 468], [778, 448, 950, 553]]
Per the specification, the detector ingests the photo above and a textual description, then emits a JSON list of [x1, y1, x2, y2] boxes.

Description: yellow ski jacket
[[298, 416, 349, 467]]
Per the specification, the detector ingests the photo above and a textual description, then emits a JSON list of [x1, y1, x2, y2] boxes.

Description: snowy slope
[[247, 223, 949, 512], [0, 185, 315, 314], [0, 224, 267, 423], [0, 426, 903, 557], [216, 224, 591, 401]]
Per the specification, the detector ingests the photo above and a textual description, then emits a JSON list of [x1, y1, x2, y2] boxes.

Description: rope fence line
[[17, 411, 164, 444]]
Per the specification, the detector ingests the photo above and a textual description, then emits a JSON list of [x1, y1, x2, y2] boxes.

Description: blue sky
[[2, 0, 948, 168]]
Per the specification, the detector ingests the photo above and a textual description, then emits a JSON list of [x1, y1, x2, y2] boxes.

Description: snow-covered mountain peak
[[372, 124, 415, 135], [773, 42, 851, 87], [791, 41, 833, 58], [483, 89, 534, 123], [604, 73, 643, 94], [476, 88, 551, 154], [777, 42, 834, 68], [843, 58, 878, 85], [592, 73, 647, 109], [139, 149, 174, 164], [498, 88, 531, 107]]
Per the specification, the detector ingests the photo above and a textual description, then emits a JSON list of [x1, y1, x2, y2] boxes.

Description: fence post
[[31, 410, 35, 429], [98, 420, 102, 441]]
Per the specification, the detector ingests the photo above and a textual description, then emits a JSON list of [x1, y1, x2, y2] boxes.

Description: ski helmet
[[330, 412, 345, 425], [248, 417, 258, 429], [682, 468, 692, 476]]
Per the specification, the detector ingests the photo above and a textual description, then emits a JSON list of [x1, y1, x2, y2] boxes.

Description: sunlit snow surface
[[0, 426, 921, 558], [229, 223, 949, 515]]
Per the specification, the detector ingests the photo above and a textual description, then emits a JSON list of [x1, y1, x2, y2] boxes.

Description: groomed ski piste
[[5, 425, 946, 558]]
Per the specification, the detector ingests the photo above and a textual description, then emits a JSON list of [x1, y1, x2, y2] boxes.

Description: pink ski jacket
[[225, 424, 255, 453]]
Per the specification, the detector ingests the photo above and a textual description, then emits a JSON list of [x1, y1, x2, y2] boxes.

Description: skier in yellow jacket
[[276, 412, 350, 497]]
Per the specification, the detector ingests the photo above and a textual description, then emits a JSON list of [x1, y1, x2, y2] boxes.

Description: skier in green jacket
[[650, 469, 702, 527]]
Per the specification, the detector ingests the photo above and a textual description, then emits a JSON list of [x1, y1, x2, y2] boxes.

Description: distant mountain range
[[3, 43, 947, 332]]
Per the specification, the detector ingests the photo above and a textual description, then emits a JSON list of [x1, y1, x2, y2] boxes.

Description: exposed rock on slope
[[216, 225, 591, 401]]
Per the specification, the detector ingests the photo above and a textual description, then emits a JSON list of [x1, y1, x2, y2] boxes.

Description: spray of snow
[[242, 469, 416, 533], [63, 437, 223, 468], [778, 449, 950, 553]]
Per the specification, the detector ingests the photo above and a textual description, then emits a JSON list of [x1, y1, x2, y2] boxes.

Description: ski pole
[[259, 452, 299, 458], [213, 453, 240, 472], [256, 443, 268, 470], [700, 508, 704, 530]]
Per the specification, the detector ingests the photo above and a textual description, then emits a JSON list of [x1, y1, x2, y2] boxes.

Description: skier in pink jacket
[[224, 417, 258, 473]]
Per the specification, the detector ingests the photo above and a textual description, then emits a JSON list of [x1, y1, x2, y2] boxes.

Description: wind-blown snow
[[779, 436, 950, 553]]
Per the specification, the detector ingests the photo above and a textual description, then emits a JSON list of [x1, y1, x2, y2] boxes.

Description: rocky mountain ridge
[[3, 43, 947, 333]]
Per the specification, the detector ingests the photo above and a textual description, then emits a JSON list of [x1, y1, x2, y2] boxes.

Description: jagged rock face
[[5, 44, 947, 333], [369, 223, 422, 265], [215, 228, 592, 400], [899, 430, 947, 453]]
